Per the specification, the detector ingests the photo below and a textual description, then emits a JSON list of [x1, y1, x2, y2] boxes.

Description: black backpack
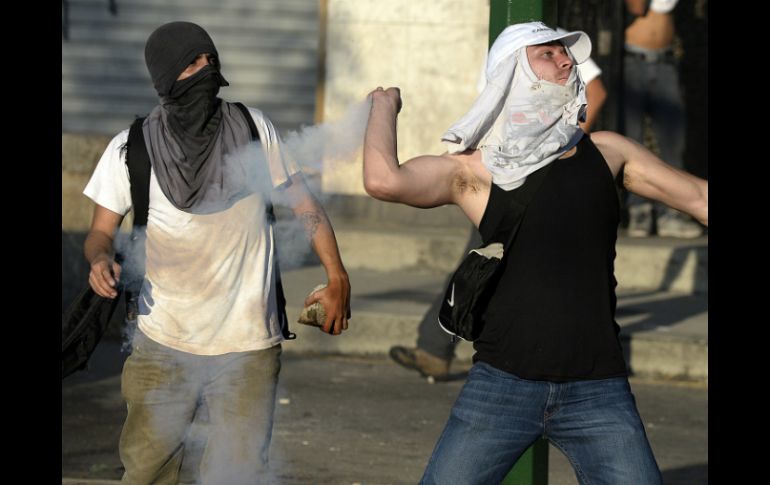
[[61, 257, 125, 378], [62, 103, 294, 379]]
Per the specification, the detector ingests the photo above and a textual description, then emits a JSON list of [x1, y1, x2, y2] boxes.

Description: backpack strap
[[126, 117, 151, 228], [122, 117, 151, 306], [233, 102, 260, 141]]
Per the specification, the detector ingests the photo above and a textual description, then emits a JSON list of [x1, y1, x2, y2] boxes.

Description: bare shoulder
[[436, 148, 481, 166], [590, 131, 635, 178], [444, 149, 486, 177]]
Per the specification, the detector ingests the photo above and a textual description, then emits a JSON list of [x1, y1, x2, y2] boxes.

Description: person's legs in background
[[648, 58, 702, 238], [622, 52, 656, 238], [622, 50, 702, 238]]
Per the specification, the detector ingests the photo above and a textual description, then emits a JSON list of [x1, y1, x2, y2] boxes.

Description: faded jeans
[[119, 330, 281, 485], [420, 362, 662, 485]]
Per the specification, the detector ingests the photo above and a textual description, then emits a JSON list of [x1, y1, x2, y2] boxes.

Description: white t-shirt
[[650, 0, 678, 14], [577, 57, 602, 84], [84, 107, 300, 355]]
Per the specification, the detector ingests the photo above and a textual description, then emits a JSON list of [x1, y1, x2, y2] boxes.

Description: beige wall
[[62, 134, 135, 233], [62, 134, 110, 232], [320, 0, 489, 195]]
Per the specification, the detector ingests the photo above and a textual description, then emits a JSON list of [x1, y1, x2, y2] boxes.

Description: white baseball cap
[[492, 21, 592, 64]]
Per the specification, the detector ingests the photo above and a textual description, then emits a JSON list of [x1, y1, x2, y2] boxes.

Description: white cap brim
[[527, 27, 591, 64]]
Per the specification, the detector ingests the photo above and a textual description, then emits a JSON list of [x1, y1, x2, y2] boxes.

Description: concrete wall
[[62, 134, 116, 233], [62, 0, 320, 135], [320, 0, 489, 195]]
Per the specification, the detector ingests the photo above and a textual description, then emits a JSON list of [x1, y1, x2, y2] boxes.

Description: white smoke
[[114, 228, 146, 352], [282, 98, 372, 172], [223, 98, 372, 269]]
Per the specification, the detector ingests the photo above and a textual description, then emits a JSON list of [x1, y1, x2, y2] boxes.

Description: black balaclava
[[146, 21, 229, 136], [144, 21, 229, 98], [141, 21, 254, 214], [164, 64, 225, 137]]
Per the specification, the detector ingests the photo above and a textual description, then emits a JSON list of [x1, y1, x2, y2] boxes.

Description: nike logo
[[447, 283, 455, 307]]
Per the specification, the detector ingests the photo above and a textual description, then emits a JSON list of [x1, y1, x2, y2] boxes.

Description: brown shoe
[[389, 346, 450, 378]]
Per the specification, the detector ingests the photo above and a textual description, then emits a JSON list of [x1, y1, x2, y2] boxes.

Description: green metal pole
[[500, 439, 549, 485], [489, 0, 558, 45], [489, 3, 555, 483]]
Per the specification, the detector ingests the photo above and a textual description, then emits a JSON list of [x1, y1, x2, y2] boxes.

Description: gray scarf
[[142, 21, 252, 214], [143, 94, 254, 214]]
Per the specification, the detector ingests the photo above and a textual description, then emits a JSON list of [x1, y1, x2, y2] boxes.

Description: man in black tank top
[[363, 21, 707, 485], [389, 45, 608, 382]]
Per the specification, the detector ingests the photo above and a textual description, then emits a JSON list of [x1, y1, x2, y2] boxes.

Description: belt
[[624, 48, 676, 63]]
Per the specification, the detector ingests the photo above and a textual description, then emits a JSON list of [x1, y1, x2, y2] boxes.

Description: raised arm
[[84, 204, 125, 298], [364, 87, 461, 208], [280, 174, 350, 335], [593, 131, 708, 226]]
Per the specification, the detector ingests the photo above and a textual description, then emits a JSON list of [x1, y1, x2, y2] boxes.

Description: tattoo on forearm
[[300, 211, 323, 239]]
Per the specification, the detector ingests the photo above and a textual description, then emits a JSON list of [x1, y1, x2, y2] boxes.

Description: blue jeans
[[622, 48, 686, 211], [420, 362, 662, 485], [119, 330, 281, 485]]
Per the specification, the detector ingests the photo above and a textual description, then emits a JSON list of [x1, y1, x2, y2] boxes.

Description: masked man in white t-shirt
[[83, 21, 350, 484]]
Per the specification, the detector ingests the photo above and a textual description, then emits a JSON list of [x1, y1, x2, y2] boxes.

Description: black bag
[[437, 241, 505, 341], [62, 277, 123, 378], [437, 163, 553, 341]]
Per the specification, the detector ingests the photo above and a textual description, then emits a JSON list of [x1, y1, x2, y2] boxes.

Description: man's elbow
[[363, 176, 400, 202]]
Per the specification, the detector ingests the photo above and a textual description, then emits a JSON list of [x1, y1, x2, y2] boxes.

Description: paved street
[[63, 341, 707, 484]]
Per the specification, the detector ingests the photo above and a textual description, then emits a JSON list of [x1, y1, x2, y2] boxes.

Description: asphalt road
[[62, 341, 707, 484]]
